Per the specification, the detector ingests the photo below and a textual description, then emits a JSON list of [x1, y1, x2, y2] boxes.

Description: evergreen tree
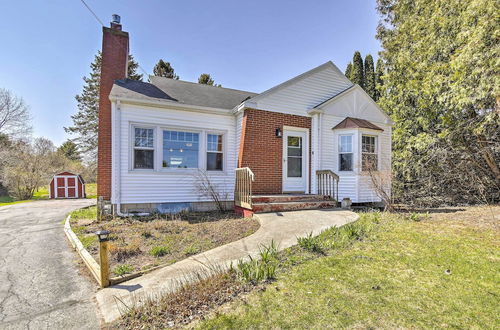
[[153, 60, 179, 79], [345, 63, 353, 80], [363, 54, 376, 100], [65, 51, 143, 161], [58, 140, 81, 162], [351, 51, 364, 87], [375, 58, 384, 100], [198, 73, 215, 85], [376, 0, 499, 204]]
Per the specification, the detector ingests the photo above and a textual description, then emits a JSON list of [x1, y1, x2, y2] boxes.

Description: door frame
[[282, 126, 309, 193]]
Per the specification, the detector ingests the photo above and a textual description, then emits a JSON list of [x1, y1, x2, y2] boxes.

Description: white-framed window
[[206, 133, 223, 171], [133, 127, 155, 169], [361, 135, 378, 171], [162, 129, 200, 169], [339, 135, 353, 171]]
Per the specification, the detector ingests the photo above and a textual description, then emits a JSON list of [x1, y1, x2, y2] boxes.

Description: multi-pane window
[[339, 135, 353, 171], [162, 130, 199, 168], [134, 128, 154, 169], [362, 135, 378, 171], [207, 134, 223, 171]]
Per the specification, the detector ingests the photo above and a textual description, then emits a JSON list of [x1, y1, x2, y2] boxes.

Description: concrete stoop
[[251, 194, 337, 213]]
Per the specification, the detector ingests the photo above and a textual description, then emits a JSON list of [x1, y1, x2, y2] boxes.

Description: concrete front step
[[252, 194, 332, 204], [252, 200, 337, 213]]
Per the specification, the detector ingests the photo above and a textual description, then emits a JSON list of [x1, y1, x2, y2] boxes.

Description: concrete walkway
[[96, 209, 358, 323], [0, 199, 98, 330]]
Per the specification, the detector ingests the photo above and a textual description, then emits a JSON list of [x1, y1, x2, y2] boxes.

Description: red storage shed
[[49, 172, 86, 199]]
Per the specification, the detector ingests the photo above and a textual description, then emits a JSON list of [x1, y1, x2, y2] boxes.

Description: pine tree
[[364, 54, 376, 100], [58, 140, 81, 162], [153, 60, 179, 79], [65, 51, 143, 161], [198, 73, 215, 85], [345, 63, 353, 80], [351, 51, 364, 87], [375, 58, 384, 101]]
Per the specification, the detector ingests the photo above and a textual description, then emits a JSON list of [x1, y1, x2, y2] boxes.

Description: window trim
[[361, 134, 378, 172], [206, 132, 225, 171], [338, 134, 354, 172], [131, 125, 156, 170]]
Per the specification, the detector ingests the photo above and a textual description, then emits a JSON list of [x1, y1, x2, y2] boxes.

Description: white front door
[[283, 130, 308, 192]]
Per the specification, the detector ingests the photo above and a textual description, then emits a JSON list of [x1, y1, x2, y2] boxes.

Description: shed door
[[67, 177, 76, 198], [56, 177, 66, 198]]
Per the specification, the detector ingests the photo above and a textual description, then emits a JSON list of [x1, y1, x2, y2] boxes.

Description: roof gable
[[243, 61, 353, 116], [313, 85, 393, 125]]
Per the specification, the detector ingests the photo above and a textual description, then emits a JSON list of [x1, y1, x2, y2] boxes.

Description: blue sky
[[0, 0, 381, 145]]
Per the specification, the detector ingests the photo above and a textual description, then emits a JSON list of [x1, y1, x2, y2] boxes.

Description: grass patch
[[85, 183, 97, 199], [198, 206, 500, 329], [69, 206, 97, 220], [297, 232, 323, 253], [113, 264, 134, 276], [149, 245, 171, 257]]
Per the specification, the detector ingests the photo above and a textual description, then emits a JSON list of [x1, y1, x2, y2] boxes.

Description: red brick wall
[[238, 108, 311, 194], [97, 25, 129, 200]]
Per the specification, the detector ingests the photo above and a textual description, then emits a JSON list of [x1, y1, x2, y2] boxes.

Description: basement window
[[339, 135, 353, 171], [207, 134, 223, 171], [133, 127, 154, 169]]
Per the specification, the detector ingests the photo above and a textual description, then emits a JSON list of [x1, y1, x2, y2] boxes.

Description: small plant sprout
[[297, 232, 323, 253]]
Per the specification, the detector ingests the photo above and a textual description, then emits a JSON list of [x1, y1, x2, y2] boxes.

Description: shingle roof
[[332, 117, 384, 131], [110, 77, 257, 110]]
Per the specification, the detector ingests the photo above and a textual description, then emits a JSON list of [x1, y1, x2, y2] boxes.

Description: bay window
[[207, 134, 223, 171], [162, 130, 199, 168], [362, 135, 378, 171], [133, 127, 155, 169], [339, 135, 353, 171]]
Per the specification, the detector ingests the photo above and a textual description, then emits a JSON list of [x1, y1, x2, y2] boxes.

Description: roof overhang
[[109, 95, 234, 116], [332, 117, 384, 131]]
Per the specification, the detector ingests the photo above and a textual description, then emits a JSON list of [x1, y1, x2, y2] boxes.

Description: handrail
[[235, 167, 255, 209], [316, 170, 339, 202]]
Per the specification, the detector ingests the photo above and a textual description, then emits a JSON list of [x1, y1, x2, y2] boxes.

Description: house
[[96, 16, 392, 215]]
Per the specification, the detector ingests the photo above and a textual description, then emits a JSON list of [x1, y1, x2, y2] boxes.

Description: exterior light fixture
[[95, 230, 110, 242], [275, 127, 282, 138]]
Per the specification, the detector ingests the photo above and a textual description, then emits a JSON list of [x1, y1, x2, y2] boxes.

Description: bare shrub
[[193, 169, 229, 212]]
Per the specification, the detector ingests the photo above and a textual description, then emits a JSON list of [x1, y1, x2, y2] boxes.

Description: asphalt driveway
[[0, 199, 99, 329]]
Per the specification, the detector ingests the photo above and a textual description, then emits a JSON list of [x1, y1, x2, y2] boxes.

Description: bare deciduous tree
[[0, 88, 32, 138]]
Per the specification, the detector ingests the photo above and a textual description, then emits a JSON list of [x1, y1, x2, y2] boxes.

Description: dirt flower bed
[[70, 208, 259, 276]]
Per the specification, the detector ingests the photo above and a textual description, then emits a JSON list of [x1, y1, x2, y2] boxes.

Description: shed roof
[[110, 77, 257, 110], [332, 117, 384, 131]]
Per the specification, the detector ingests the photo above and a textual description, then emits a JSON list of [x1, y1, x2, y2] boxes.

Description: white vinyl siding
[[252, 64, 352, 116], [117, 103, 237, 204]]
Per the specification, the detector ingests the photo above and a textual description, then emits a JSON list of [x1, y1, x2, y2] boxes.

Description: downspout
[[112, 99, 149, 217]]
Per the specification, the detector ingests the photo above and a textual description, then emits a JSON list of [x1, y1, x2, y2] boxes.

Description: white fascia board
[[109, 95, 234, 116]]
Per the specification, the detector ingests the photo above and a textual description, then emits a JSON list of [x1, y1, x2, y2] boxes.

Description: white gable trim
[[233, 61, 352, 114], [308, 84, 394, 125]]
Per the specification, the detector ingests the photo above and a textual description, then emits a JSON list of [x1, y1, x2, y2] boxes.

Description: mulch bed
[[71, 211, 259, 276]]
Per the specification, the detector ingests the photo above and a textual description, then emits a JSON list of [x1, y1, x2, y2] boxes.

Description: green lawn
[[0, 183, 96, 207], [199, 207, 500, 329]]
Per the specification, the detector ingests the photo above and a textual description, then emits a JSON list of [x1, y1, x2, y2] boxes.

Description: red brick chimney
[[97, 15, 129, 201]]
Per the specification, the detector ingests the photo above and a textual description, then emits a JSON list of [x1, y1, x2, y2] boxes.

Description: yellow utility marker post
[[95, 230, 110, 288]]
